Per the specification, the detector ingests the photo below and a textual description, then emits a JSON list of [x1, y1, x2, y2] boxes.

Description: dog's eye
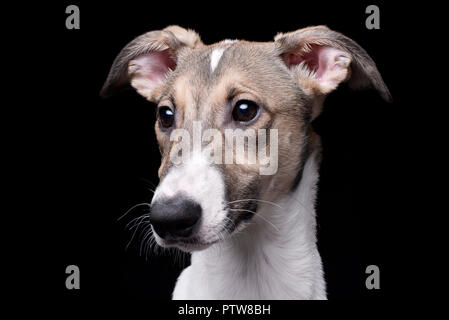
[[158, 106, 175, 128], [232, 100, 259, 123]]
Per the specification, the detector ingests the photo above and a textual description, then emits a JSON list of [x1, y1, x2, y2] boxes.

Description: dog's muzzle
[[150, 196, 202, 240]]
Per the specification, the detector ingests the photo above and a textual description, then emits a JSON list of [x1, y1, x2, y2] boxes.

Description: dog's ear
[[275, 26, 391, 118], [100, 25, 203, 101]]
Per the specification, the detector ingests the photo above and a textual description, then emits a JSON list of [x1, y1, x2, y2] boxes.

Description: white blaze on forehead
[[222, 39, 237, 45], [210, 47, 226, 73]]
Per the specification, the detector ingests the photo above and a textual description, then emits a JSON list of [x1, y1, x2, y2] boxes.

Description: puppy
[[102, 25, 390, 299]]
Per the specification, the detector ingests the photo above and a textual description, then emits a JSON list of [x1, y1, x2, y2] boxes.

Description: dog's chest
[[172, 236, 325, 299]]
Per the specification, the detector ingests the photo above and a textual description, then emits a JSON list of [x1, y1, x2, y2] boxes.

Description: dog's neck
[[173, 148, 327, 299]]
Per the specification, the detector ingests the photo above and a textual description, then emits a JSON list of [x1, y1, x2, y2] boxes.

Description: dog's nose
[[150, 196, 202, 239]]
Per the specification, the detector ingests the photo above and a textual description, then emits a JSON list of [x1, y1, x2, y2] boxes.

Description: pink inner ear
[[129, 49, 176, 91], [285, 44, 344, 79], [148, 49, 177, 78]]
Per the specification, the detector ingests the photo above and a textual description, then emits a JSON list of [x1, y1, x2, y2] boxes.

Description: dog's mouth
[[155, 234, 221, 252]]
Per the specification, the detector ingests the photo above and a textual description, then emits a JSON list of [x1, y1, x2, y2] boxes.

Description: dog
[[101, 25, 390, 299]]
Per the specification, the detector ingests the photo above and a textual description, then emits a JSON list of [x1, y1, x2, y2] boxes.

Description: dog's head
[[102, 25, 390, 251]]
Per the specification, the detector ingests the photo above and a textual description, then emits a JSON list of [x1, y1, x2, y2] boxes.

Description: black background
[[9, 0, 411, 311]]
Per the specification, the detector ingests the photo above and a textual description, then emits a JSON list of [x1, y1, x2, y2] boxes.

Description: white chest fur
[[172, 150, 326, 300]]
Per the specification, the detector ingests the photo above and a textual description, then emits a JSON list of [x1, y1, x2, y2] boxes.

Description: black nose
[[149, 196, 202, 239]]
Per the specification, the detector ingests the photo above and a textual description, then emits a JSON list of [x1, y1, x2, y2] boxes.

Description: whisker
[[126, 214, 149, 230], [257, 184, 314, 216], [118, 202, 151, 221], [127, 218, 150, 231], [229, 208, 280, 232], [147, 236, 157, 258], [227, 198, 283, 209], [139, 225, 153, 256], [126, 215, 150, 251], [138, 177, 158, 191], [142, 228, 154, 258]]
